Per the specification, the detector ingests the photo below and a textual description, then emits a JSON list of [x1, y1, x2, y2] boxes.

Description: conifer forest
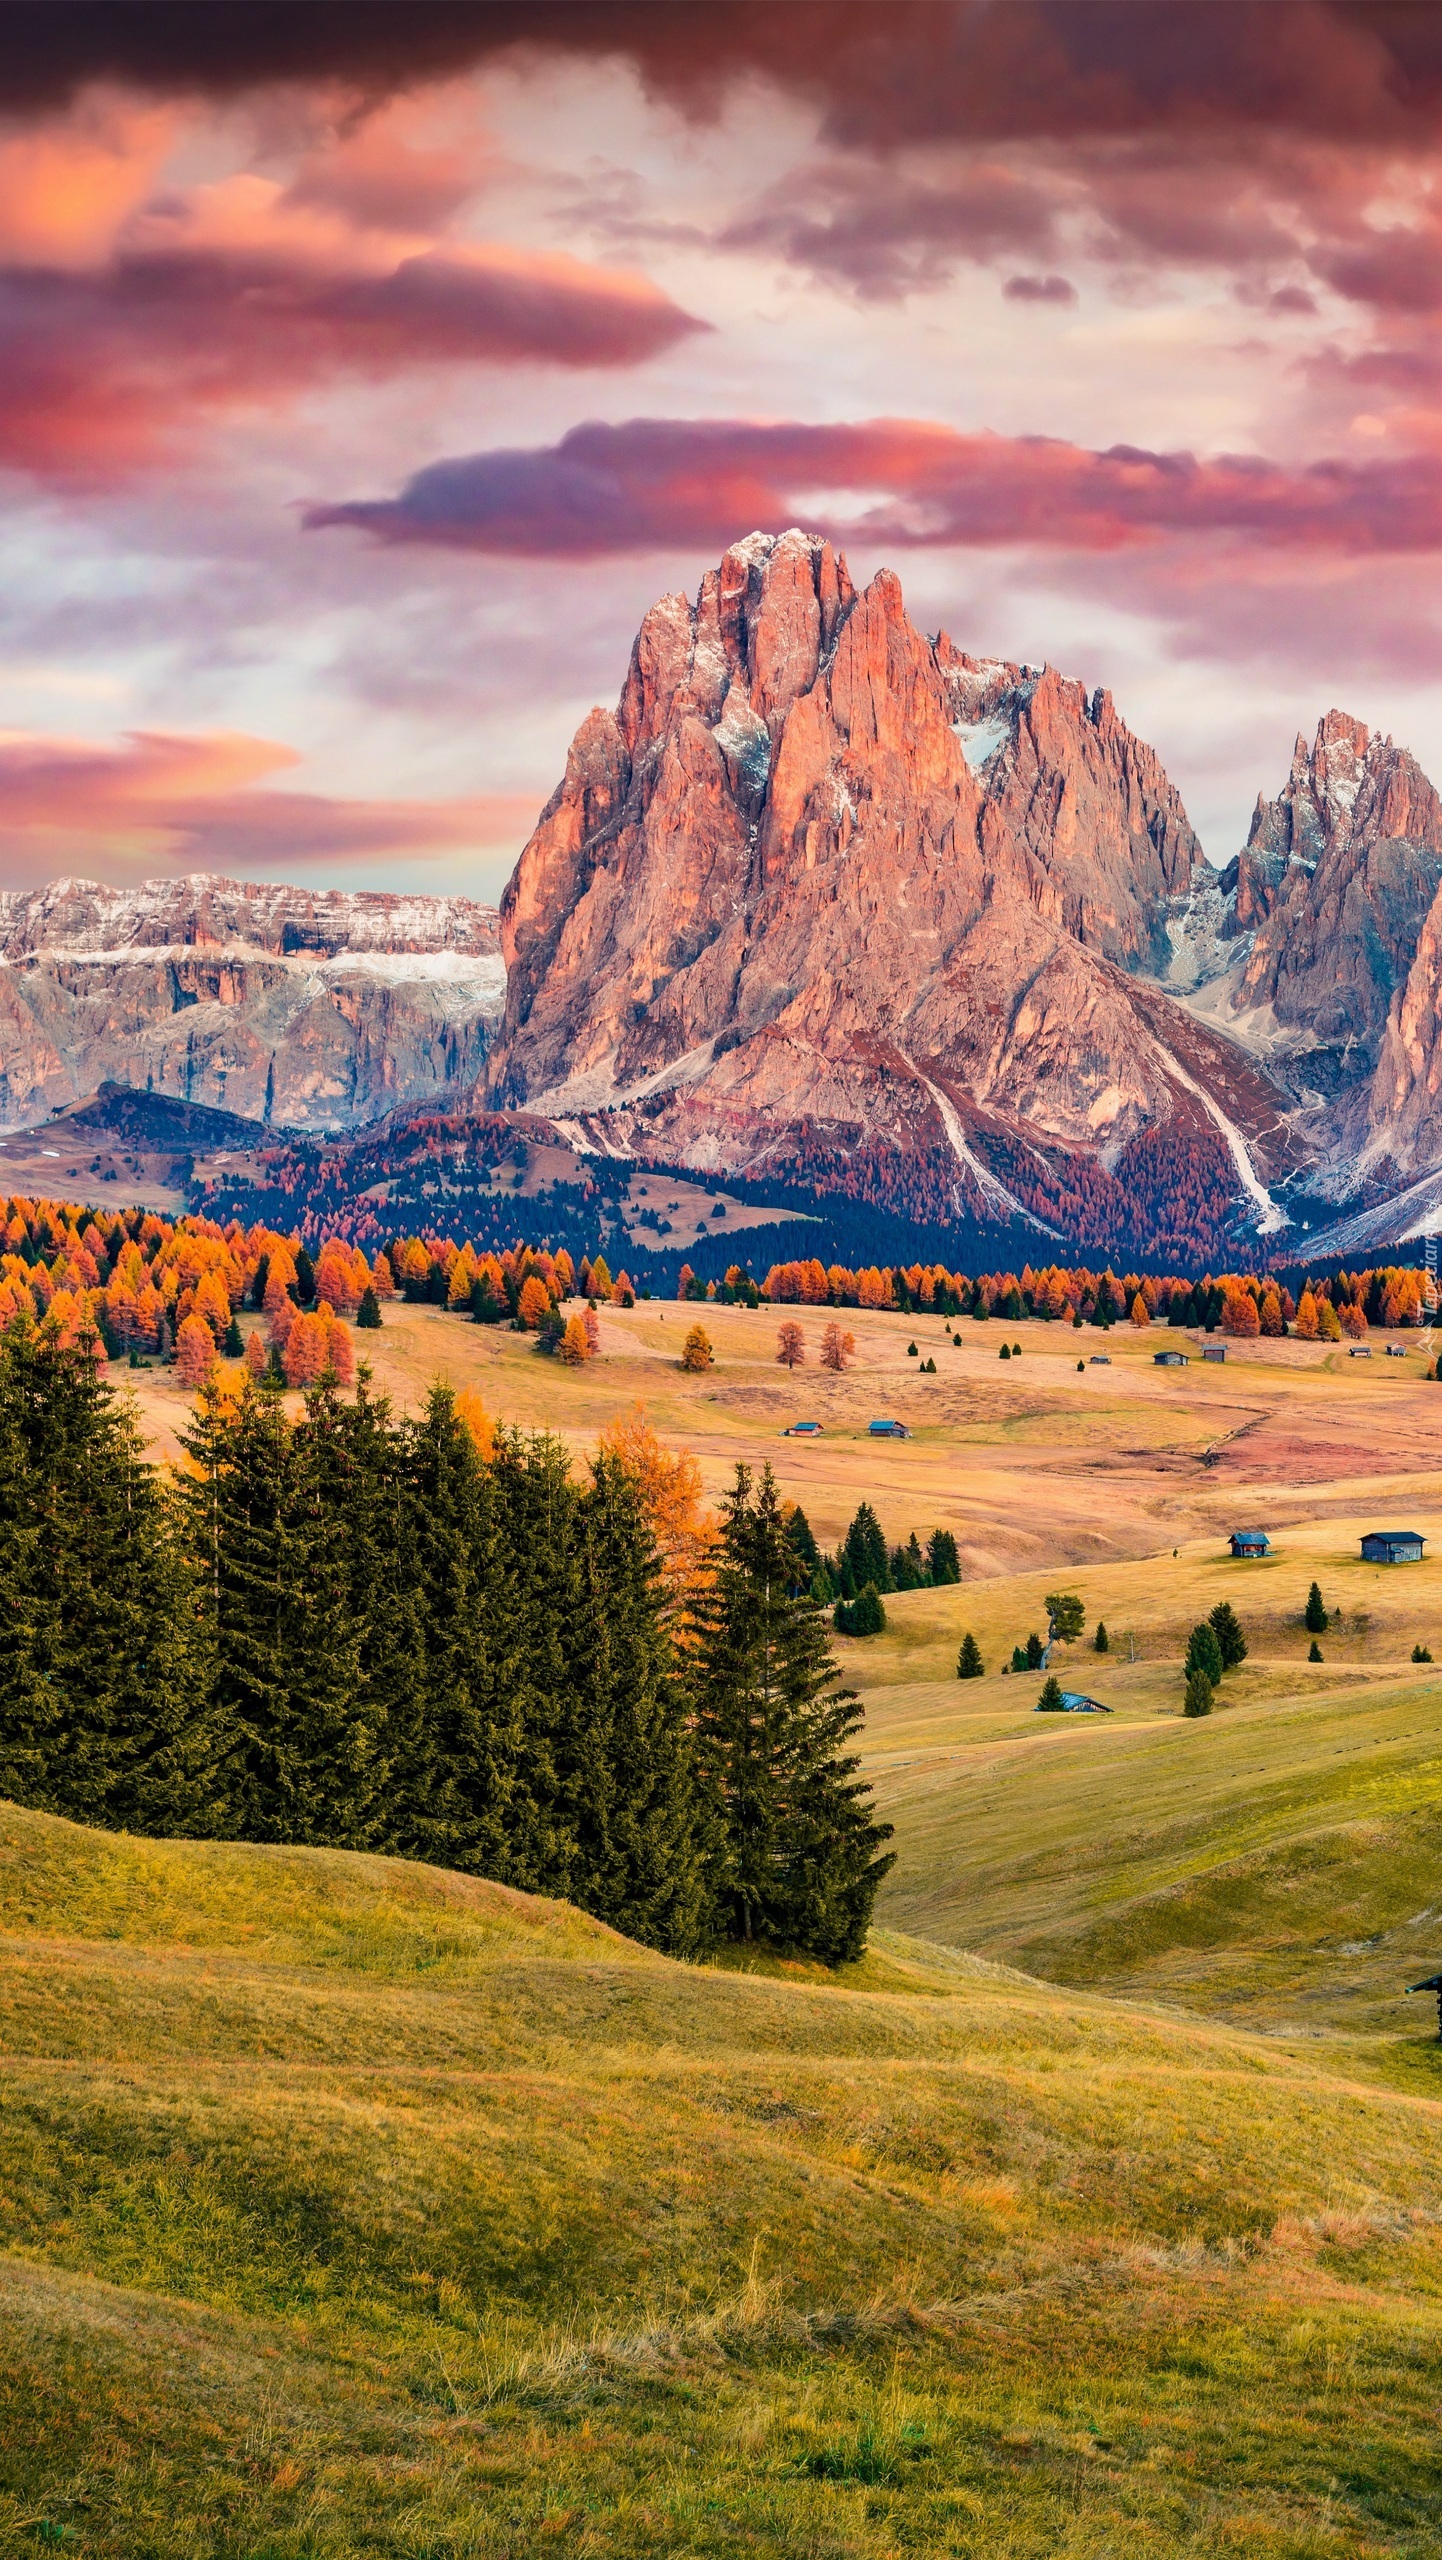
[[0, 1321, 893, 1966]]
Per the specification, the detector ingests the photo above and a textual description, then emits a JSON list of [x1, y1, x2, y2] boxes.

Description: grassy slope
[[3, 1807, 1442, 2555], [857, 1524, 1442, 2054]]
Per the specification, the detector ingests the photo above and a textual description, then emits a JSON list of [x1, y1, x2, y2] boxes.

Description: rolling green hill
[[2, 1803, 1441, 2555]]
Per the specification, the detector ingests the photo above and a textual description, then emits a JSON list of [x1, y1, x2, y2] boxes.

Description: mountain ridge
[[0, 873, 504, 1134], [486, 529, 1302, 1247]]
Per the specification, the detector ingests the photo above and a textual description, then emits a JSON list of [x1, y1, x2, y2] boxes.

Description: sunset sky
[[5, 1, 1442, 899]]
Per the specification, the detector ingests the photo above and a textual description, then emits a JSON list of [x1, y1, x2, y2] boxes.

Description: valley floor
[[7, 1301, 1442, 2554]]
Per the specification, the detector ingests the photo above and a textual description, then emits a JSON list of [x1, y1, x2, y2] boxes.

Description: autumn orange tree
[[597, 1403, 715, 1628]]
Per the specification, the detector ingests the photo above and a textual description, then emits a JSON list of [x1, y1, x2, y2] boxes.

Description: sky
[[5, 0, 1442, 902]]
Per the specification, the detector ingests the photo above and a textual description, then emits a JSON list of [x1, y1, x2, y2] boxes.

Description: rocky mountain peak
[[1229, 711, 1442, 1087], [489, 536, 1289, 1242]]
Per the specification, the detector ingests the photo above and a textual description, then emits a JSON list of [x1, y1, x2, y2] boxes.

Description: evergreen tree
[[1308, 1638, 1324, 1663], [1036, 1675, 1064, 1711], [559, 1454, 710, 1953], [1185, 1620, 1224, 1685], [174, 1380, 383, 1849], [387, 1390, 535, 1881], [1011, 1643, 1028, 1672], [1024, 1630, 1045, 1670], [957, 1631, 984, 1678], [785, 1502, 821, 1578], [693, 1465, 894, 1963], [927, 1529, 961, 1585], [1208, 1601, 1247, 1669], [1183, 1670, 1213, 1716], [0, 1323, 206, 1834], [478, 1428, 581, 1898], [835, 1583, 886, 1637], [356, 1287, 382, 1329], [842, 1501, 891, 1593], [1094, 1620, 1109, 1653], [889, 1534, 927, 1590], [294, 1245, 317, 1305], [1304, 1581, 1328, 1633], [223, 1317, 244, 1358]]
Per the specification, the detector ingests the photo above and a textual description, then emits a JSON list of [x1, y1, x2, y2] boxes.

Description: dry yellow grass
[[23, 1293, 1435, 2551]]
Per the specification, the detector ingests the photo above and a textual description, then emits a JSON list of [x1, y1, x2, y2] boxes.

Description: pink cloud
[[0, 727, 536, 874], [307, 412, 1442, 559], [0, 143, 706, 480]]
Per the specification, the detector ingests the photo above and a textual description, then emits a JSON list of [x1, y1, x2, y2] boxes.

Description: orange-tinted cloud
[[0, 727, 536, 875], [308, 413, 1442, 559], [0, 241, 704, 478], [0, 111, 706, 481]]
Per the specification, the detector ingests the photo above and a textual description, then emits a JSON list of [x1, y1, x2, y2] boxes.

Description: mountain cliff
[[489, 530, 1293, 1244], [0, 875, 503, 1133], [1227, 712, 1442, 1092]]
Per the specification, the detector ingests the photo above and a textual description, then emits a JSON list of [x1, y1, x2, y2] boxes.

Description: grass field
[[7, 1297, 1442, 2552]]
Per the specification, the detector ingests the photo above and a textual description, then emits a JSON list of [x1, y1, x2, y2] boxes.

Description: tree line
[[0, 1326, 892, 1965]]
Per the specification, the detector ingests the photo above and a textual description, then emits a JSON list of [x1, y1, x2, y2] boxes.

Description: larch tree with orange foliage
[[597, 1404, 715, 1625], [517, 1275, 553, 1331], [820, 1322, 856, 1372], [776, 1321, 806, 1368], [175, 1313, 218, 1387]]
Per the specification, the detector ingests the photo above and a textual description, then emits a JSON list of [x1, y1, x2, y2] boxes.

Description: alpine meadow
[[11, 2, 1442, 2552]]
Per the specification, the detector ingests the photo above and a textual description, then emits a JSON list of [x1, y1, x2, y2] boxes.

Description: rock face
[[0, 876, 504, 1132], [1228, 712, 1442, 1090], [1362, 875, 1442, 1179], [490, 530, 1292, 1234]]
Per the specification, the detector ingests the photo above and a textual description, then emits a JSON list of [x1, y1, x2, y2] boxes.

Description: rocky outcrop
[[1361, 874, 1442, 1179], [489, 531, 1293, 1234], [1231, 713, 1442, 1089], [0, 875, 504, 1132]]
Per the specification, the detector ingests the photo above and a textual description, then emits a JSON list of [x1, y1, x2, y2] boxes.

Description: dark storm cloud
[[8, 3, 1442, 140]]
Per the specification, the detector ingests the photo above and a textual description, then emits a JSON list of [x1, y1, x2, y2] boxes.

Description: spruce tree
[[174, 1380, 382, 1849], [479, 1427, 582, 1898], [957, 1632, 984, 1678], [1304, 1581, 1328, 1634], [1208, 1601, 1247, 1669], [1185, 1620, 1224, 1686], [693, 1464, 894, 1963], [1183, 1670, 1213, 1716], [559, 1454, 709, 1952], [389, 1387, 534, 1882], [785, 1503, 821, 1577], [356, 1287, 382, 1330], [927, 1529, 960, 1585], [0, 1322, 206, 1834], [1037, 1675, 1064, 1711], [1094, 1620, 1109, 1653], [842, 1501, 891, 1593]]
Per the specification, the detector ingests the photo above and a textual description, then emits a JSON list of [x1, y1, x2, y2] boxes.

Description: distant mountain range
[[0, 875, 503, 1133], [8, 533, 1442, 1259]]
